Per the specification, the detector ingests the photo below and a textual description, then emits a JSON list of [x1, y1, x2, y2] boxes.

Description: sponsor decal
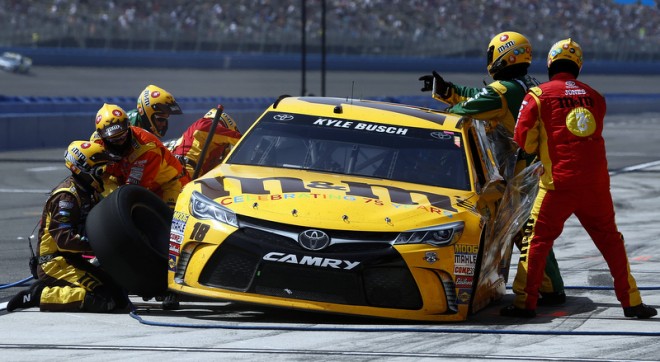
[[454, 265, 475, 276], [142, 89, 151, 107], [263, 252, 360, 270], [457, 289, 471, 304], [58, 201, 74, 209], [112, 109, 123, 117], [455, 253, 478, 264], [81, 142, 91, 149], [497, 40, 515, 53], [171, 219, 186, 234], [430, 131, 453, 140], [168, 254, 177, 272], [313, 118, 409, 135], [566, 107, 597, 137], [95, 114, 102, 124], [105, 124, 123, 133], [173, 211, 189, 222], [424, 251, 438, 264], [455, 276, 473, 289], [499, 34, 509, 42], [169, 232, 182, 244], [196, 176, 458, 213], [169, 241, 180, 256], [454, 244, 478, 254], [151, 90, 160, 98], [565, 89, 586, 96]]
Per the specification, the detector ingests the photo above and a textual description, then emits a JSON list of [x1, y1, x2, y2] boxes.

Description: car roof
[[270, 96, 466, 131]]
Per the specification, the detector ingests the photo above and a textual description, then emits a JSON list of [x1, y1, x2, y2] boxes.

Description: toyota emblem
[[298, 229, 330, 251], [273, 114, 294, 121]]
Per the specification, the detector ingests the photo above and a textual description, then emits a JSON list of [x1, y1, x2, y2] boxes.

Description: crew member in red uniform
[[94, 103, 190, 209], [501, 38, 657, 319], [170, 107, 242, 179]]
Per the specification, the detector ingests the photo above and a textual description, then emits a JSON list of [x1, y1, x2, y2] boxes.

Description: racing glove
[[419, 70, 453, 99]]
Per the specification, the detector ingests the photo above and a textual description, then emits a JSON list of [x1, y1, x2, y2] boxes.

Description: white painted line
[[0, 189, 50, 194], [617, 159, 660, 173], [26, 166, 61, 172]]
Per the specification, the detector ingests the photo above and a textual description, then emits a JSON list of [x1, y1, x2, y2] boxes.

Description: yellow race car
[[88, 96, 532, 321]]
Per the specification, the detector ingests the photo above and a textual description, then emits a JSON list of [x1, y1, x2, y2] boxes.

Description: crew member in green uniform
[[419, 31, 565, 306]]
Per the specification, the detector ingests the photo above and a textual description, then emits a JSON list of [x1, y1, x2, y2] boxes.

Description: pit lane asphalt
[[1, 68, 660, 361]]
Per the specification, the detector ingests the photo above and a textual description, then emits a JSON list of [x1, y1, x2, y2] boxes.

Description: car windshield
[[228, 111, 470, 190]]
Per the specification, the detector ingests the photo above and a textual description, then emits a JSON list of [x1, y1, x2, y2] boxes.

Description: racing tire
[[86, 184, 173, 298]]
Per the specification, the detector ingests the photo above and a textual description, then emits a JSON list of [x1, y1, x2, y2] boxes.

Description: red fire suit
[[513, 72, 642, 310], [170, 116, 242, 179], [105, 127, 191, 209]]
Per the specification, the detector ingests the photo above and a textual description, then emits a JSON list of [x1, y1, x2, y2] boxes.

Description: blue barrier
[[3, 47, 660, 74], [2, 94, 660, 151]]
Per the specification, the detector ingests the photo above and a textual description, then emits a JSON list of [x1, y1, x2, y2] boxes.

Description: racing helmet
[[64, 140, 115, 193], [486, 31, 532, 77], [136, 84, 182, 138], [95, 103, 131, 156], [547, 38, 583, 76], [204, 108, 241, 133]]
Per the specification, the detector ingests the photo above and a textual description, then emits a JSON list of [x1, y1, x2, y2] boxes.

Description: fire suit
[[105, 126, 191, 209], [437, 75, 564, 296], [36, 177, 125, 312], [512, 72, 642, 310], [170, 116, 242, 179]]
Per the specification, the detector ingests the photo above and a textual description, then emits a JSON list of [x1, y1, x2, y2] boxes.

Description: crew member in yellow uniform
[[8, 141, 126, 312]]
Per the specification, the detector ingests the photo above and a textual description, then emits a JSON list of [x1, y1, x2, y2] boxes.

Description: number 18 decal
[[191, 222, 210, 241]]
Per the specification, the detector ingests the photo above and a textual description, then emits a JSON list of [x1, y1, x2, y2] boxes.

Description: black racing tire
[[86, 184, 173, 298]]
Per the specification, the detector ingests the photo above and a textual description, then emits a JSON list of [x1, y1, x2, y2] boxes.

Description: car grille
[[198, 227, 423, 310]]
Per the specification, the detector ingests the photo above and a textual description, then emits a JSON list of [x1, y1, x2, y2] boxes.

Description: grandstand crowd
[[1, 0, 658, 61]]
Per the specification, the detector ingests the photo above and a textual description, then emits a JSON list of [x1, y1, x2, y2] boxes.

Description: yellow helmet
[[486, 31, 532, 76], [547, 38, 583, 71], [136, 84, 182, 138], [95, 103, 129, 141], [204, 108, 241, 133], [64, 140, 115, 192]]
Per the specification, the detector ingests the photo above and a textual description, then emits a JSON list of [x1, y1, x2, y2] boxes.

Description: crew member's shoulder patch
[[529, 86, 543, 97]]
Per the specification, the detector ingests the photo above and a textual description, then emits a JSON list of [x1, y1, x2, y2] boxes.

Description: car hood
[[190, 164, 477, 231]]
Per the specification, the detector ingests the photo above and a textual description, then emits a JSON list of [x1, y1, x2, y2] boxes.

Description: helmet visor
[[104, 129, 129, 145]]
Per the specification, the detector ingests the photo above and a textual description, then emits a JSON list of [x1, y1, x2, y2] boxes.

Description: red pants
[[514, 183, 642, 310]]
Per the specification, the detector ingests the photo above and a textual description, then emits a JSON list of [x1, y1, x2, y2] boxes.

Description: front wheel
[[86, 185, 173, 298]]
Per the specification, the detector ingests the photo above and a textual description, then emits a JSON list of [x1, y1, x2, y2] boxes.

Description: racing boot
[[538, 291, 566, 306], [499, 305, 536, 318], [7, 280, 45, 312], [161, 292, 180, 310], [623, 303, 657, 319], [82, 292, 116, 313]]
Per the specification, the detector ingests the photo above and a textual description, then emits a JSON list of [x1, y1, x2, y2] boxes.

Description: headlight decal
[[393, 221, 464, 247], [190, 190, 238, 227]]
